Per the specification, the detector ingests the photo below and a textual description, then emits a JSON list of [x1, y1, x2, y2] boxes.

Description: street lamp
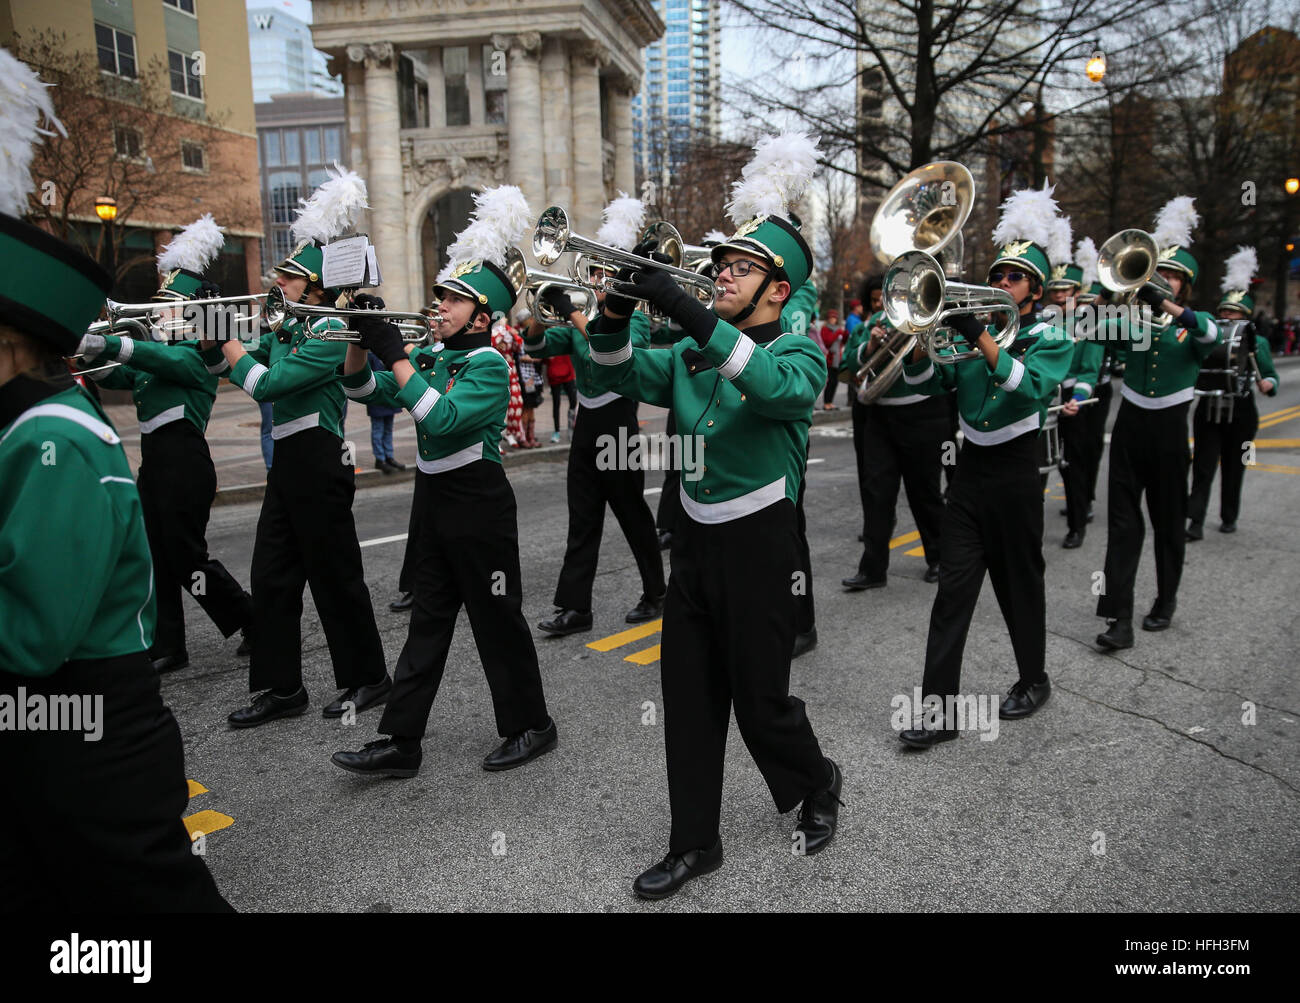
[[1086, 50, 1107, 83], [1286, 177, 1300, 195], [94, 196, 117, 288]]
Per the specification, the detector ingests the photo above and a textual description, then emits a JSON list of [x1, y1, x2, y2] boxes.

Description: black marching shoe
[[625, 593, 665, 624], [538, 608, 593, 636], [375, 459, 394, 476], [1086, 506, 1095, 523], [841, 573, 886, 591], [899, 725, 959, 750], [483, 717, 558, 771], [632, 837, 724, 901], [792, 627, 818, 658], [388, 591, 414, 612], [1185, 522, 1204, 541], [235, 629, 252, 657], [923, 564, 940, 584], [1141, 601, 1175, 632], [793, 758, 843, 856], [1000, 676, 1052, 719], [386, 458, 407, 472], [1062, 529, 1084, 549], [322, 674, 393, 718], [1219, 521, 1237, 534], [331, 738, 422, 778], [228, 686, 309, 728], [657, 530, 673, 551], [1096, 618, 1134, 651], [150, 650, 190, 673]]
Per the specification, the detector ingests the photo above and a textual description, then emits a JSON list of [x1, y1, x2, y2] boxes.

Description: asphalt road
[[167, 365, 1300, 912]]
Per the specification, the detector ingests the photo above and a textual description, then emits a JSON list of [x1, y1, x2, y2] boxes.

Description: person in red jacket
[[545, 353, 577, 443], [819, 309, 846, 409]]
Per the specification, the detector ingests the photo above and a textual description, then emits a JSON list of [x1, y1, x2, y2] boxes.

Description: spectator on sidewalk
[[516, 309, 544, 447], [819, 309, 846, 410], [546, 352, 577, 443], [367, 350, 405, 473]]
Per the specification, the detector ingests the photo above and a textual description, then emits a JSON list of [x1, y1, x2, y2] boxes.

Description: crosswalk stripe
[[624, 644, 662, 665], [586, 619, 663, 651]]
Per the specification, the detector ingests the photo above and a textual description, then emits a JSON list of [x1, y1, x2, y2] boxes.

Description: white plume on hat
[[1047, 215, 1073, 268], [0, 50, 65, 219], [595, 192, 645, 252], [290, 163, 368, 245], [1221, 245, 1258, 295], [436, 184, 532, 283], [703, 229, 727, 244], [1075, 237, 1099, 288], [1152, 196, 1198, 250], [726, 131, 820, 227], [157, 213, 225, 274], [991, 182, 1060, 249]]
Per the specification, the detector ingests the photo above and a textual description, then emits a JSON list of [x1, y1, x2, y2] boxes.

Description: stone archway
[[417, 188, 474, 300]]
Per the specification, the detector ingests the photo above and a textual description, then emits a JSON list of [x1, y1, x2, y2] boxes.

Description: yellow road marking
[[624, 644, 662, 665], [1250, 463, 1300, 474], [183, 809, 234, 839], [187, 779, 207, 798], [889, 530, 920, 549], [586, 619, 663, 652], [1252, 438, 1300, 448], [905, 545, 925, 556], [1258, 406, 1300, 429]]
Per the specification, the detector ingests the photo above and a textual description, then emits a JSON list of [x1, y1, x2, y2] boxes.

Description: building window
[[164, 0, 197, 13], [483, 44, 507, 125], [444, 46, 470, 127], [168, 50, 203, 100], [114, 125, 143, 159], [96, 23, 137, 79], [323, 127, 342, 163], [303, 128, 321, 164], [264, 131, 281, 167], [269, 171, 302, 225], [181, 141, 206, 171], [282, 131, 300, 165], [307, 168, 329, 189], [272, 228, 293, 265]]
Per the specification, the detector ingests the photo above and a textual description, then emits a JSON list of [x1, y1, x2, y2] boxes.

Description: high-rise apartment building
[[247, 7, 342, 102], [633, 0, 720, 197]]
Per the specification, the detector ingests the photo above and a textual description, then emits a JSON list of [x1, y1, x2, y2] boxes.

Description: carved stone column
[[540, 37, 573, 213], [492, 32, 544, 220], [569, 40, 608, 233], [353, 42, 409, 309], [610, 72, 637, 200]]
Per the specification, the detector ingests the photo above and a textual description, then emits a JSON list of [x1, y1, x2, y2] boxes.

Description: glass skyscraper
[[632, 0, 720, 197]]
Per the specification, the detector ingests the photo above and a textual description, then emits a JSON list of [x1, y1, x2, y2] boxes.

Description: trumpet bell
[[533, 206, 570, 267], [883, 251, 946, 334], [639, 220, 684, 268], [1098, 229, 1159, 293], [870, 161, 974, 265]]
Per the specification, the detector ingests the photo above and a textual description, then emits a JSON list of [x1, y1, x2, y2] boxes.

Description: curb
[[212, 407, 855, 508]]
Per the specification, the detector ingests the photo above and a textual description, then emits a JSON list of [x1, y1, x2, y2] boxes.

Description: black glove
[[350, 294, 404, 367], [539, 285, 576, 320], [195, 280, 222, 299], [1137, 283, 1166, 309], [948, 313, 987, 344]]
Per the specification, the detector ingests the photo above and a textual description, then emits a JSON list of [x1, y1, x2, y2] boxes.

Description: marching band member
[[840, 305, 946, 591], [1046, 226, 1105, 549], [1070, 239, 1112, 528], [1096, 198, 1222, 650], [211, 167, 392, 726], [1187, 247, 1277, 539], [840, 276, 884, 546], [0, 51, 230, 909], [586, 133, 842, 899], [75, 215, 253, 670], [332, 186, 556, 777], [899, 185, 1075, 749], [523, 194, 665, 636]]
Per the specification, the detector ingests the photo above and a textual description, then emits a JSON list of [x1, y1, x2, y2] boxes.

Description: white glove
[[77, 333, 107, 362]]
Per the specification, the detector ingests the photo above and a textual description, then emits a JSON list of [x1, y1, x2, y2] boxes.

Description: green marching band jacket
[[1253, 335, 1280, 396], [86, 335, 226, 432], [342, 340, 508, 471], [1060, 320, 1107, 403], [522, 310, 654, 408], [213, 316, 350, 439], [584, 293, 826, 523], [840, 309, 947, 405], [0, 384, 156, 676], [901, 315, 1075, 444], [1099, 309, 1222, 409]]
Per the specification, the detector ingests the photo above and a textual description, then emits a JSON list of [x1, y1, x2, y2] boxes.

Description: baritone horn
[[1097, 228, 1174, 303], [502, 247, 597, 323], [264, 285, 431, 342]]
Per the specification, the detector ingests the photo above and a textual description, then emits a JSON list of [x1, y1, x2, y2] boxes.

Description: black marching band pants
[[138, 421, 252, 654], [1097, 399, 1191, 621], [379, 462, 550, 740], [1, 654, 232, 911], [921, 432, 1047, 704], [1188, 393, 1258, 527], [851, 395, 870, 531], [554, 397, 665, 611], [1083, 379, 1113, 505], [856, 395, 946, 579], [656, 408, 682, 535], [1059, 380, 1114, 532], [661, 500, 831, 852], [248, 427, 387, 693]]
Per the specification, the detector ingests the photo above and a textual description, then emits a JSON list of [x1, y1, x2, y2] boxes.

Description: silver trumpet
[[532, 206, 716, 313], [102, 294, 267, 340], [502, 248, 596, 324], [264, 286, 431, 343], [66, 316, 156, 377]]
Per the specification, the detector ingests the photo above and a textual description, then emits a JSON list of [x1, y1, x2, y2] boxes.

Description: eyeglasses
[[712, 259, 770, 280], [990, 270, 1030, 284]]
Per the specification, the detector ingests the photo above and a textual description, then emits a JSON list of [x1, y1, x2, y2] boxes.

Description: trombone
[[532, 206, 716, 312], [264, 286, 431, 343]]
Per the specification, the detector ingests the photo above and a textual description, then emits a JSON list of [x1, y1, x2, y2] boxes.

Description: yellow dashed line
[[889, 530, 920, 549], [187, 779, 207, 798], [624, 644, 662, 665], [183, 809, 234, 839], [1252, 438, 1300, 448], [586, 619, 663, 652], [1250, 463, 1300, 474]]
